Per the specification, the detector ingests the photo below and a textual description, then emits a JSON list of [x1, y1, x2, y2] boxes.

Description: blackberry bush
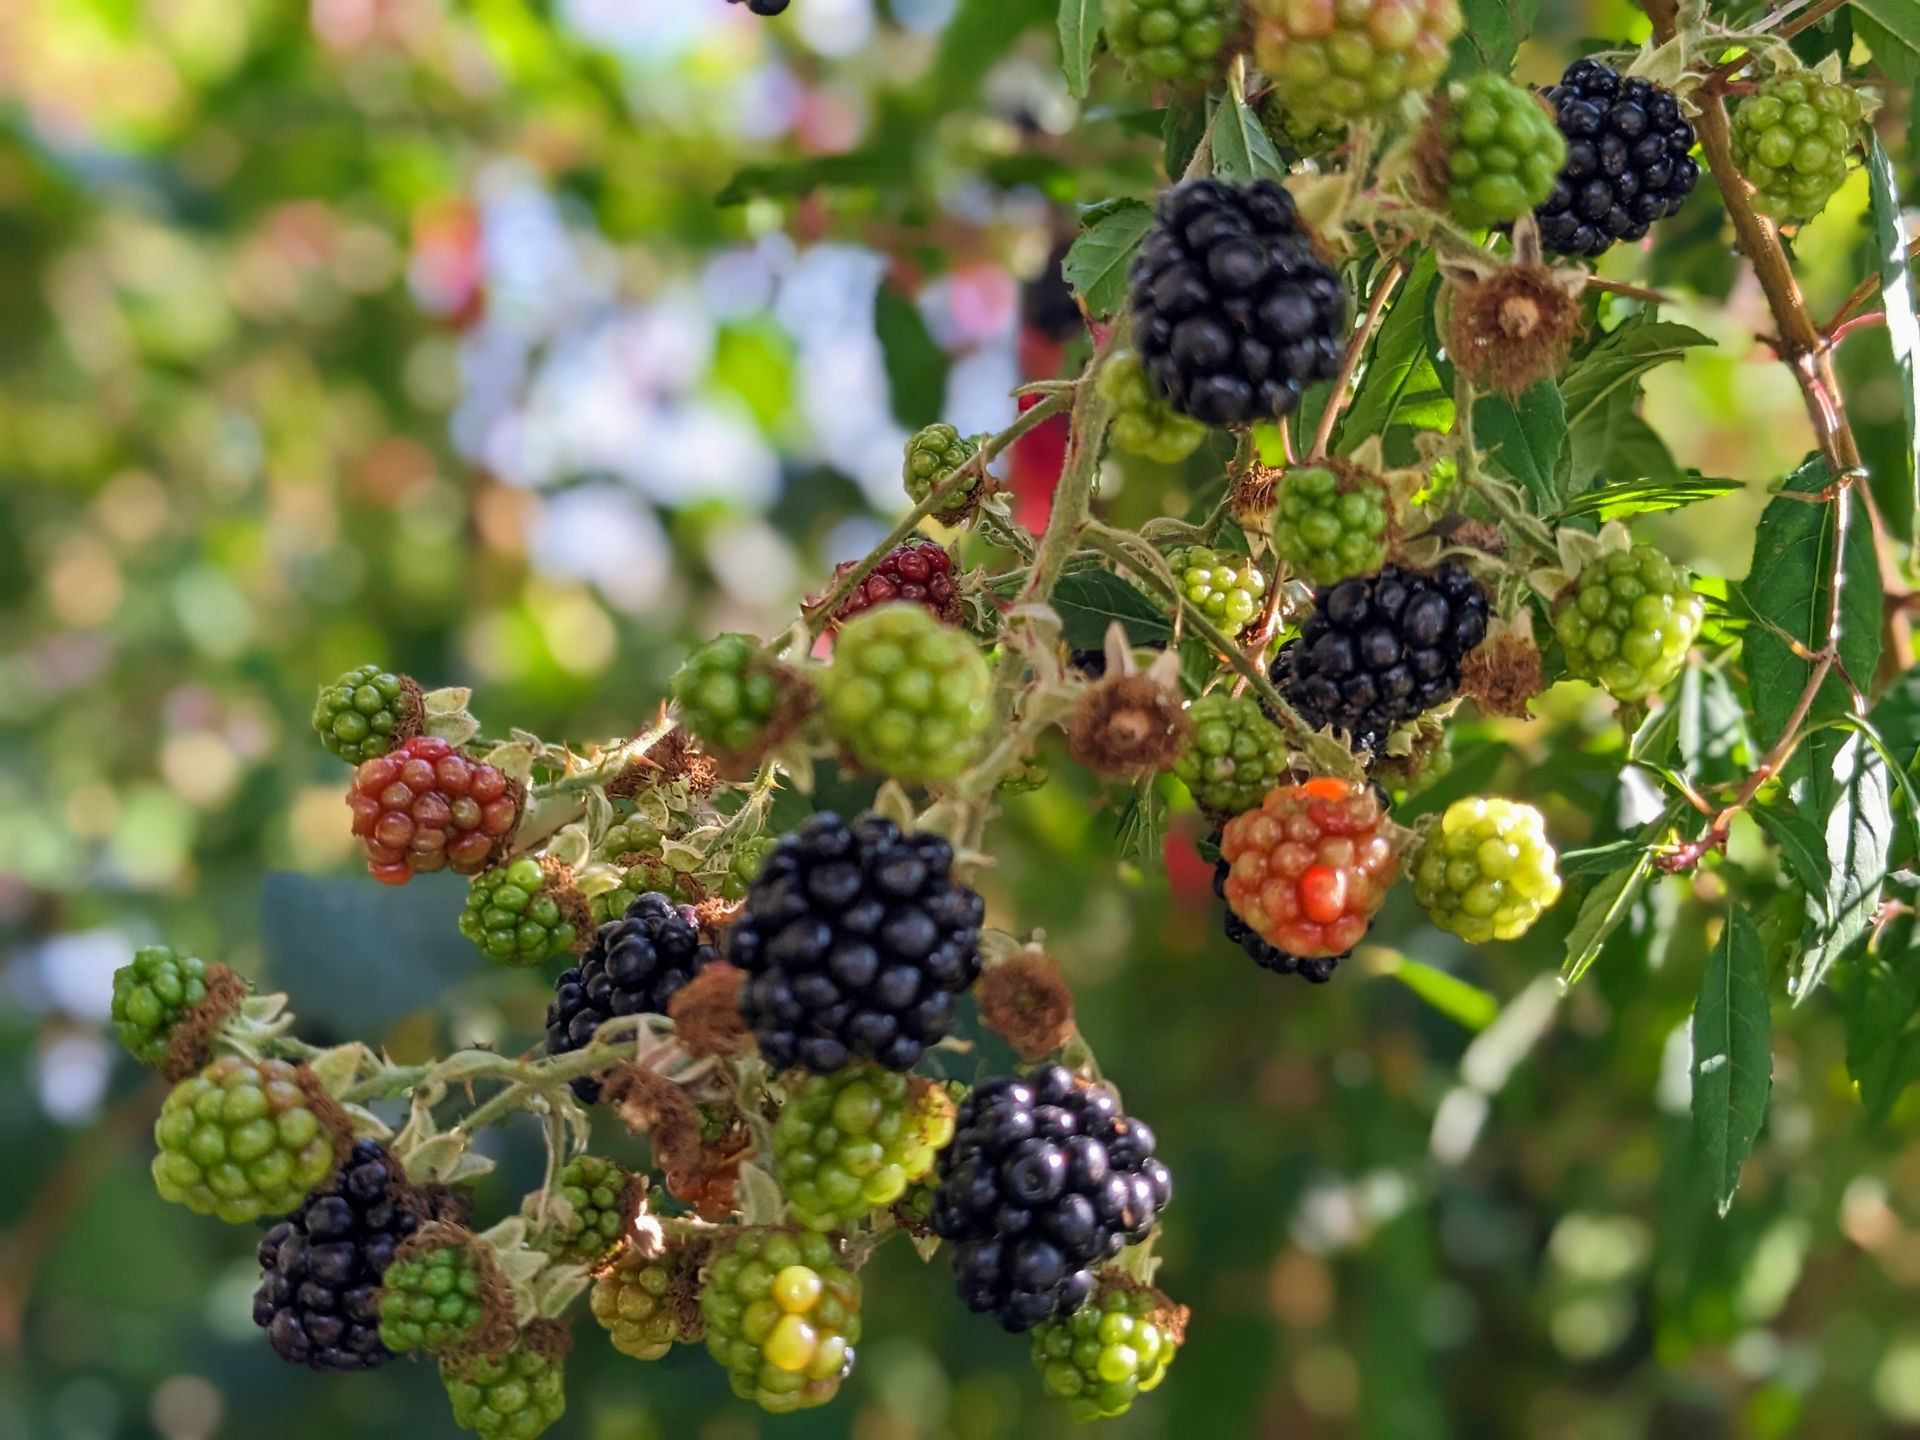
[[1534, 58, 1699, 258], [460, 858, 585, 966], [1276, 562, 1489, 753], [1273, 463, 1393, 588], [254, 1140, 422, 1371], [152, 1056, 344, 1223], [701, 1228, 862, 1412], [931, 1065, 1173, 1332], [1552, 544, 1703, 702], [547, 894, 719, 1101], [773, 1065, 958, 1230], [1411, 796, 1562, 943], [1128, 179, 1347, 425], [820, 603, 993, 783], [1171, 691, 1290, 819], [1730, 68, 1869, 223], [728, 811, 985, 1073], [347, 735, 518, 885]]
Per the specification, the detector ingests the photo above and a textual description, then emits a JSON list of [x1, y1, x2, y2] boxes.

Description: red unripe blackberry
[[1533, 58, 1700, 258], [1219, 778, 1399, 959], [346, 736, 519, 885], [1128, 179, 1347, 427], [1213, 858, 1341, 982], [825, 539, 961, 628], [930, 1065, 1173, 1333]]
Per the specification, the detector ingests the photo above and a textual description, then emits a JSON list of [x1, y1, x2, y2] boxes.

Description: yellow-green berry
[[701, 1228, 862, 1413], [1552, 544, 1703, 701], [1252, 0, 1463, 128], [1031, 1280, 1182, 1422], [1165, 546, 1267, 638], [1435, 73, 1567, 228], [1098, 354, 1210, 465], [1171, 692, 1290, 819], [590, 1244, 705, 1361], [1731, 69, 1869, 223], [1104, 0, 1239, 87], [1411, 796, 1562, 943], [1273, 464, 1392, 588], [773, 1066, 958, 1231]]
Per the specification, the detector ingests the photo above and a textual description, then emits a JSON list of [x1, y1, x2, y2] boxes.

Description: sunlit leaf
[[1690, 907, 1772, 1216]]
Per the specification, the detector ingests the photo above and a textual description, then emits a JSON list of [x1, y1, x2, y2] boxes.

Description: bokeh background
[[3, 1, 1919, 1437]]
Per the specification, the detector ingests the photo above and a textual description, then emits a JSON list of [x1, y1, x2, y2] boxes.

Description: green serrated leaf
[[1754, 803, 1829, 895], [1475, 381, 1566, 511], [1836, 914, 1920, 1121], [1057, 0, 1101, 99], [1340, 253, 1445, 450], [1052, 569, 1173, 650], [1163, 93, 1209, 178], [1446, 0, 1539, 77], [1741, 456, 1883, 818], [1796, 731, 1894, 1004], [1063, 201, 1153, 317], [1563, 317, 1713, 491], [1558, 474, 1743, 521], [1561, 851, 1656, 987], [1691, 907, 1772, 1216], [1855, 0, 1920, 81], [1866, 134, 1920, 563], [1210, 88, 1285, 184]]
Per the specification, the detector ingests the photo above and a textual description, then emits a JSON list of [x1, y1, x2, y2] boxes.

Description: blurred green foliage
[[5, 2, 1920, 1438]]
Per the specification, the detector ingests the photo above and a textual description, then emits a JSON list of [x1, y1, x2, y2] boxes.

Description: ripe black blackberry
[[1533, 58, 1699, 258], [547, 894, 719, 1102], [253, 1140, 422, 1372], [1275, 562, 1489, 755], [1212, 858, 1341, 983], [727, 812, 985, 1074], [1128, 179, 1347, 426], [930, 1065, 1173, 1333]]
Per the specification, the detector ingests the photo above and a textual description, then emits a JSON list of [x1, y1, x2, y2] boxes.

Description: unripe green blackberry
[[719, 836, 778, 902], [1730, 69, 1869, 223], [1274, 464, 1391, 588], [1001, 751, 1052, 795], [1171, 692, 1290, 819], [459, 859, 585, 967], [1552, 544, 1702, 702], [312, 664, 419, 764], [821, 603, 993, 784], [701, 1228, 862, 1413], [112, 946, 216, 1066], [1262, 94, 1348, 157], [1411, 796, 1562, 943], [1104, 0, 1238, 86], [1098, 354, 1210, 465], [442, 1327, 567, 1440], [1165, 546, 1268, 638], [546, 1156, 632, 1266], [1430, 74, 1567, 228], [590, 820, 701, 924], [590, 1243, 706, 1360], [773, 1067, 958, 1232], [1252, 0, 1462, 129], [152, 1057, 343, 1224], [379, 1237, 490, 1354], [1031, 1279, 1183, 1422], [903, 423, 983, 521], [671, 634, 789, 760]]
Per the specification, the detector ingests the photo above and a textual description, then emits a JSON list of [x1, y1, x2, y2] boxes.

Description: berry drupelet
[[728, 812, 985, 1074], [825, 539, 961, 628], [346, 735, 518, 885], [1533, 58, 1700, 259], [1275, 561, 1489, 753], [546, 894, 720, 1102], [1214, 858, 1343, 983], [1218, 779, 1399, 962], [1128, 179, 1347, 427], [254, 1140, 422, 1371], [930, 1065, 1173, 1333]]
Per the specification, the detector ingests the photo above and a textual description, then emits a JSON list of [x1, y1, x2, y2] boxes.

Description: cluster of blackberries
[[726, 813, 985, 1073], [1534, 58, 1700, 258], [930, 1066, 1173, 1332], [253, 1141, 424, 1372], [546, 894, 719, 1102], [1276, 562, 1489, 754], [1128, 179, 1347, 426]]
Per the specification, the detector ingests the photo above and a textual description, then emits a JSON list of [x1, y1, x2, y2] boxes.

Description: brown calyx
[[1444, 264, 1582, 395], [976, 952, 1077, 1061], [667, 963, 752, 1059], [1100, 1272, 1191, 1347], [400, 1220, 519, 1366], [160, 963, 251, 1082], [1067, 674, 1192, 780], [1230, 461, 1282, 526], [521, 1317, 574, 1365], [1460, 633, 1545, 718], [1412, 97, 1454, 212], [291, 1062, 358, 1174], [714, 663, 818, 782], [663, 1236, 713, 1342], [393, 674, 427, 747], [600, 1066, 748, 1220], [607, 728, 720, 799], [538, 857, 594, 955]]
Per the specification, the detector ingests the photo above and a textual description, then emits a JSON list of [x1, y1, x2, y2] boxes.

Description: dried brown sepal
[[976, 951, 1076, 1060], [667, 963, 752, 1059], [1100, 1272, 1191, 1347], [602, 1066, 703, 1170], [1445, 263, 1583, 395], [393, 674, 427, 747], [607, 728, 720, 800], [521, 1317, 574, 1366], [1230, 461, 1282, 526], [1067, 673, 1192, 780], [538, 856, 594, 956], [399, 1220, 520, 1366], [688, 896, 740, 943], [291, 1062, 358, 1174], [160, 963, 251, 1082], [664, 1236, 713, 1342], [1412, 96, 1453, 213], [1460, 633, 1545, 718], [667, 1114, 753, 1221]]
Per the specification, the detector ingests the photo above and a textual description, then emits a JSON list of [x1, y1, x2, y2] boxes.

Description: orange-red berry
[[1219, 778, 1398, 958]]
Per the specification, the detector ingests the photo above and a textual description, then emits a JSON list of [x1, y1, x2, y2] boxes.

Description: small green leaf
[[1052, 569, 1172, 650], [1558, 473, 1743, 521], [1474, 381, 1565, 512], [1377, 953, 1499, 1031], [1210, 88, 1285, 184], [1057, 0, 1101, 99], [1855, 0, 1920, 81], [874, 286, 947, 429], [1163, 92, 1209, 179], [1835, 913, 1920, 1121], [1866, 134, 1920, 563], [1691, 907, 1772, 1216], [1560, 851, 1655, 987], [715, 148, 913, 205], [1062, 200, 1153, 316], [1796, 731, 1894, 1004], [1445, 0, 1539, 77], [1341, 253, 1445, 449]]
